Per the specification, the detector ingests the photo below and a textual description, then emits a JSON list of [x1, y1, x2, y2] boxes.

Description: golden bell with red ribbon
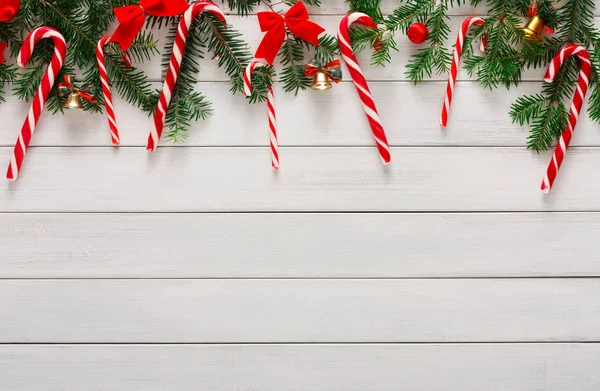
[[304, 59, 343, 92], [311, 71, 332, 91], [63, 92, 84, 110], [58, 75, 97, 110], [522, 15, 546, 41]]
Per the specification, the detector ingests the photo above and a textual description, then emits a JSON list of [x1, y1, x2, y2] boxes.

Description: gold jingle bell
[[63, 91, 84, 109], [311, 71, 332, 91], [522, 15, 546, 41]]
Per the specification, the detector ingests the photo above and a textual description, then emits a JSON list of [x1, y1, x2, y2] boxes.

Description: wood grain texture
[[1, 147, 599, 212], [2, 2, 599, 388], [3, 82, 600, 148], [1, 344, 599, 391], [1, 212, 599, 278], [1, 279, 598, 343]]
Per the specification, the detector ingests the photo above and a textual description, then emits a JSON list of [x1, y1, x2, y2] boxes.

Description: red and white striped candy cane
[[147, 1, 226, 152], [244, 60, 279, 169], [7, 27, 66, 181], [338, 13, 391, 164], [541, 44, 591, 193], [440, 16, 484, 128], [97, 35, 120, 145]]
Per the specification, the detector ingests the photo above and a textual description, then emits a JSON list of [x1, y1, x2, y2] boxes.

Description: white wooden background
[[1, 2, 600, 390]]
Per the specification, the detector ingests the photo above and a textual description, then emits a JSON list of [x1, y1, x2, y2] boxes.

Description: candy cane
[[338, 13, 391, 164], [147, 1, 226, 152], [7, 27, 66, 181], [440, 17, 484, 128], [97, 35, 120, 145], [541, 44, 591, 193], [244, 60, 279, 169]]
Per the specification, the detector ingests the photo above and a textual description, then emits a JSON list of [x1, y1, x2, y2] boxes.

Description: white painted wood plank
[[1, 279, 598, 343], [4, 82, 584, 148], [1, 213, 599, 278], [1, 147, 599, 212], [3, 82, 598, 148], [1, 343, 598, 391]]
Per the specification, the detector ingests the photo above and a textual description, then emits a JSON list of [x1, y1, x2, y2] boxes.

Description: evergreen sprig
[[347, 0, 466, 68], [350, 0, 600, 152], [159, 13, 256, 141], [11, 0, 157, 117], [511, 0, 600, 151]]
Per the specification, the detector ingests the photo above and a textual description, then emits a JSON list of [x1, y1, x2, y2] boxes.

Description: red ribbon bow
[[0, 0, 19, 22], [111, 0, 190, 51], [255, 1, 325, 66]]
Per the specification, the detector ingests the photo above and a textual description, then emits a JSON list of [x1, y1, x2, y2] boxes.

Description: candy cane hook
[[541, 44, 591, 193], [338, 13, 391, 164], [97, 36, 120, 145], [147, 1, 226, 152], [244, 60, 279, 169], [7, 27, 67, 181], [441, 17, 484, 128]]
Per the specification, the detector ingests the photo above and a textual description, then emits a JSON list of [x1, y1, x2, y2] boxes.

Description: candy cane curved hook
[[541, 44, 591, 193], [441, 16, 484, 128], [244, 59, 279, 169], [97, 36, 120, 145], [7, 27, 67, 181], [338, 12, 391, 164], [147, 1, 226, 152]]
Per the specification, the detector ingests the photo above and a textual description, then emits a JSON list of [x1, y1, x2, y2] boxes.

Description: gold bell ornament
[[58, 75, 97, 110], [303, 59, 343, 91], [522, 15, 546, 41], [63, 92, 84, 109], [312, 71, 332, 91]]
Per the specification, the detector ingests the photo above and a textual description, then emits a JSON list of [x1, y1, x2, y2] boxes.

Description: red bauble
[[407, 22, 428, 44], [0, 0, 20, 22]]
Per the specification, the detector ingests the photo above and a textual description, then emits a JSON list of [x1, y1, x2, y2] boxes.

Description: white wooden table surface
[[1, 2, 600, 390]]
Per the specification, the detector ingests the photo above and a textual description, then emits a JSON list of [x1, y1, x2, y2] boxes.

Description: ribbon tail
[[288, 21, 325, 47], [255, 27, 286, 66], [111, 6, 146, 51]]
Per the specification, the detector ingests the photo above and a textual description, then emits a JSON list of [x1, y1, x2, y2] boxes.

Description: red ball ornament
[[407, 22, 428, 44], [0, 0, 20, 22]]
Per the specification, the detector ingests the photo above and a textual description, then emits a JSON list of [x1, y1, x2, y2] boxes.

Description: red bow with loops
[[255, 1, 325, 66], [111, 0, 190, 51]]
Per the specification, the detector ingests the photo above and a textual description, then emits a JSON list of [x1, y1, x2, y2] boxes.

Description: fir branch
[[345, 0, 385, 23], [11, 0, 158, 116], [314, 34, 341, 65], [278, 36, 311, 94], [510, 57, 578, 151], [163, 91, 213, 143], [405, 2, 452, 83], [199, 15, 254, 95], [245, 65, 276, 104]]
